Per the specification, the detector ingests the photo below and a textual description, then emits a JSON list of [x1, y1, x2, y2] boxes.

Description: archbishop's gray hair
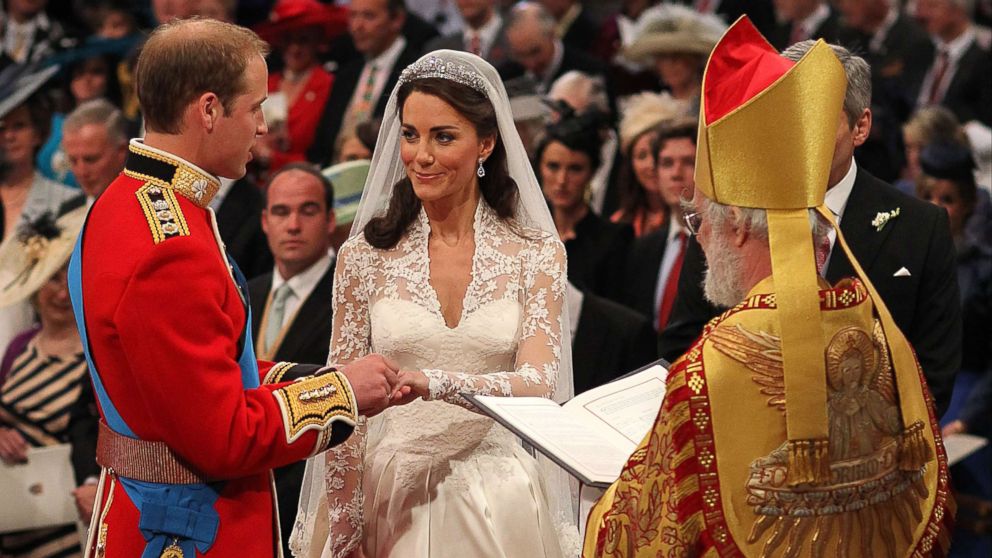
[[64, 98, 128, 146], [781, 41, 871, 128], [699, 199, 831, 248]]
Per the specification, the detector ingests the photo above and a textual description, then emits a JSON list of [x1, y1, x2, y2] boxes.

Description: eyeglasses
[[683, 211, 702, 236]]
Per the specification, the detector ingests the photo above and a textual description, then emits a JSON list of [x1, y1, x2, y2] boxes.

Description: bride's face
[[400, 91, 494, 204]]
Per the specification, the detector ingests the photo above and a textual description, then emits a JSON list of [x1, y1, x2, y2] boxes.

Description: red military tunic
[[77, 141, 357, 557]]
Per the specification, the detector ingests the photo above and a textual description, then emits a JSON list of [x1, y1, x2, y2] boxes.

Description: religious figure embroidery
[[709, 321, 928, 557]]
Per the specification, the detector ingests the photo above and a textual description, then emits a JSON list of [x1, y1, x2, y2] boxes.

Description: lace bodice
[[321, 201, 567, 557]]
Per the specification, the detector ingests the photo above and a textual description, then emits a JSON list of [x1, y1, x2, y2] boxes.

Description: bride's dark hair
[[363, 77, 518, 249]]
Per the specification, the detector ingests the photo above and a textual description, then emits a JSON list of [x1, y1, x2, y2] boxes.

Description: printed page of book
[[564, 364, 668, 449], [467, 363, 668, 486]]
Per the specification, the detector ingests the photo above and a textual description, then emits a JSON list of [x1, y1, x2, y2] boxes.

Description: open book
[[464, 361, 669, 487]]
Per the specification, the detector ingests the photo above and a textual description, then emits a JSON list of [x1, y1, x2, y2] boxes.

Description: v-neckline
[[420, 204, 482, 331]]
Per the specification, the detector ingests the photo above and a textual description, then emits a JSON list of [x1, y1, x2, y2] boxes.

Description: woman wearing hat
[[1, 64, 82, 357], [917, 142, 992, 556], [254, 0, 347, 173], [622, 5, 725, 114], [0, 206, 99, 558], [610, 92, 688, 237]]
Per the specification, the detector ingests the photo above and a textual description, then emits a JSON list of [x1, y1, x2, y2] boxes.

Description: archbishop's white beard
[[703, 231, 747, 308]]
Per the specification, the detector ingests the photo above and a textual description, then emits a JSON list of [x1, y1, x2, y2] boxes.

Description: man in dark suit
[[213, 177, 273, 279], [307, 0, 422, 167], [837, 0, 935, 120], [621, 120, 696, 330], [569, 283, 657, 395], [499, 2, 608, 96], [915, 0, 992, 126], [659, 41, 961, 416], [835, 0, 936, 182], [767, 0, 843, 50], [423, 0, 511, 67], [248, 163, 338, 556]]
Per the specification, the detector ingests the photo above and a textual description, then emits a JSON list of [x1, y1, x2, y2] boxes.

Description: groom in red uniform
[[69, 18, 401, 558]]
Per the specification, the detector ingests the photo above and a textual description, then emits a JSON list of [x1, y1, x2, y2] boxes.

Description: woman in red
[[255, 0, 346, 172]]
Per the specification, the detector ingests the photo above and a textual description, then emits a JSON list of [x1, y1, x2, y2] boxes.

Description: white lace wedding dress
[[310, 201, 569, 558]]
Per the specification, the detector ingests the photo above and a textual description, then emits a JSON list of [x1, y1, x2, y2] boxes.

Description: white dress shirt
[[269, 253, 333, 330], [822, 157, 858, 270], [463, 12, 503, 58], [344, 36, 407, 120]]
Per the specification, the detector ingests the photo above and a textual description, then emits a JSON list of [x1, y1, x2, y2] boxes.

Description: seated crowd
[[0, 0, 988, 556]]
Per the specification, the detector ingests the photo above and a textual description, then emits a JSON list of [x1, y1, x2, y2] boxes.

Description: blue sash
[[68, 217, 260, 558]]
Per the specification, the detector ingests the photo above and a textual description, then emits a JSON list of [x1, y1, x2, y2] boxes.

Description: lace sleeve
[[423, 237, 566, 409], [323, 241, 372, 557]]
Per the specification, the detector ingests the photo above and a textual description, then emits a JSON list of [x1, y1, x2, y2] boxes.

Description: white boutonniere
[[871, 207, 900, 231]]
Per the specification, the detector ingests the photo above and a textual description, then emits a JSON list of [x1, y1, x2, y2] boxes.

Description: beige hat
[[622, 5, 727, 63], [618, 92, 690, 151], [0, 205, 87, 308]]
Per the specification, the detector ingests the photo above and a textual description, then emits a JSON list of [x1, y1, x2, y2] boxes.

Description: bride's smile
[[400, 91, 494, 204]]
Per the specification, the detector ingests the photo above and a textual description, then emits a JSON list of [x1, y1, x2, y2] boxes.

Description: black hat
[[0, 62, 60, 120], [920, 142, 976, 183]]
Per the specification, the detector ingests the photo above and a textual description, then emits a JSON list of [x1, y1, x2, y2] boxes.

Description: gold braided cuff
[[272, 371, 357, 450]]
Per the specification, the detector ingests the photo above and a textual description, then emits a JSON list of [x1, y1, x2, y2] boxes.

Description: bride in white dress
[[291, 51, 579, 558]]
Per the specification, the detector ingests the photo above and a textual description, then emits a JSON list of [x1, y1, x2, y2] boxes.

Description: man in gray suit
[[423, 0, 510, 67]]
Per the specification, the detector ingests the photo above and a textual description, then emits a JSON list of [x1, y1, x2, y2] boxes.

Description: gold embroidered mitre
[[695, 17, 938, 484], [696, 17, 846, 481]]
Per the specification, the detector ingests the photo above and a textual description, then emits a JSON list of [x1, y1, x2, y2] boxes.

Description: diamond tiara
[[398, 56, 487, 94]]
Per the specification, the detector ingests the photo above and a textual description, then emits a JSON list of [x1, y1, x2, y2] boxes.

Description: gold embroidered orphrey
[[710, 322, 930, 557]]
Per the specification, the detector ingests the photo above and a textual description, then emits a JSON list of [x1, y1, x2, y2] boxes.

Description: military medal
[[160, 539, 184, 558]]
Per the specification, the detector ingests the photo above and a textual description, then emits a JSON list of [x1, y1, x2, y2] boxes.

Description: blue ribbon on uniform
[[68, 220, 262, 556]]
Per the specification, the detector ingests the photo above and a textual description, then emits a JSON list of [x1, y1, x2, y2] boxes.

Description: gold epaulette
[[135, 182, 190, 244], [122, 141, 221, 243]]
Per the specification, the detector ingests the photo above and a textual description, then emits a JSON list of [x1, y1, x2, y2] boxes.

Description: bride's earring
[[477, 157, 486, 178]]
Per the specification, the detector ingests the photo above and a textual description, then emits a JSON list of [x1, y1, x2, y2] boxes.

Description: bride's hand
[[389, 370, 429, 405]]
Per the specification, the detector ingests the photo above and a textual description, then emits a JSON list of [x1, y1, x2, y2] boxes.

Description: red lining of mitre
[[703, 17, 796, 126]]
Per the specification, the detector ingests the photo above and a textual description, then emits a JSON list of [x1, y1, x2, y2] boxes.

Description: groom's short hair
[[136, 18, 269, 134]]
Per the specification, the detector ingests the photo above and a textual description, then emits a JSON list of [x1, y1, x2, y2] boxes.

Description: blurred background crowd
[[0, 0, 989, 557]]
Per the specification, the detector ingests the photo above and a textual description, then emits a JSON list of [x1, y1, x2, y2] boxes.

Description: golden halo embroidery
[[273, 371, 356, 446], [709, 321, 930, 556], [136, 183, 189, 243]]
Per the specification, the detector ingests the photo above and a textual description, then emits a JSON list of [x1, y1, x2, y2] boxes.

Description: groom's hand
[[339, 355, 400, 416]]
